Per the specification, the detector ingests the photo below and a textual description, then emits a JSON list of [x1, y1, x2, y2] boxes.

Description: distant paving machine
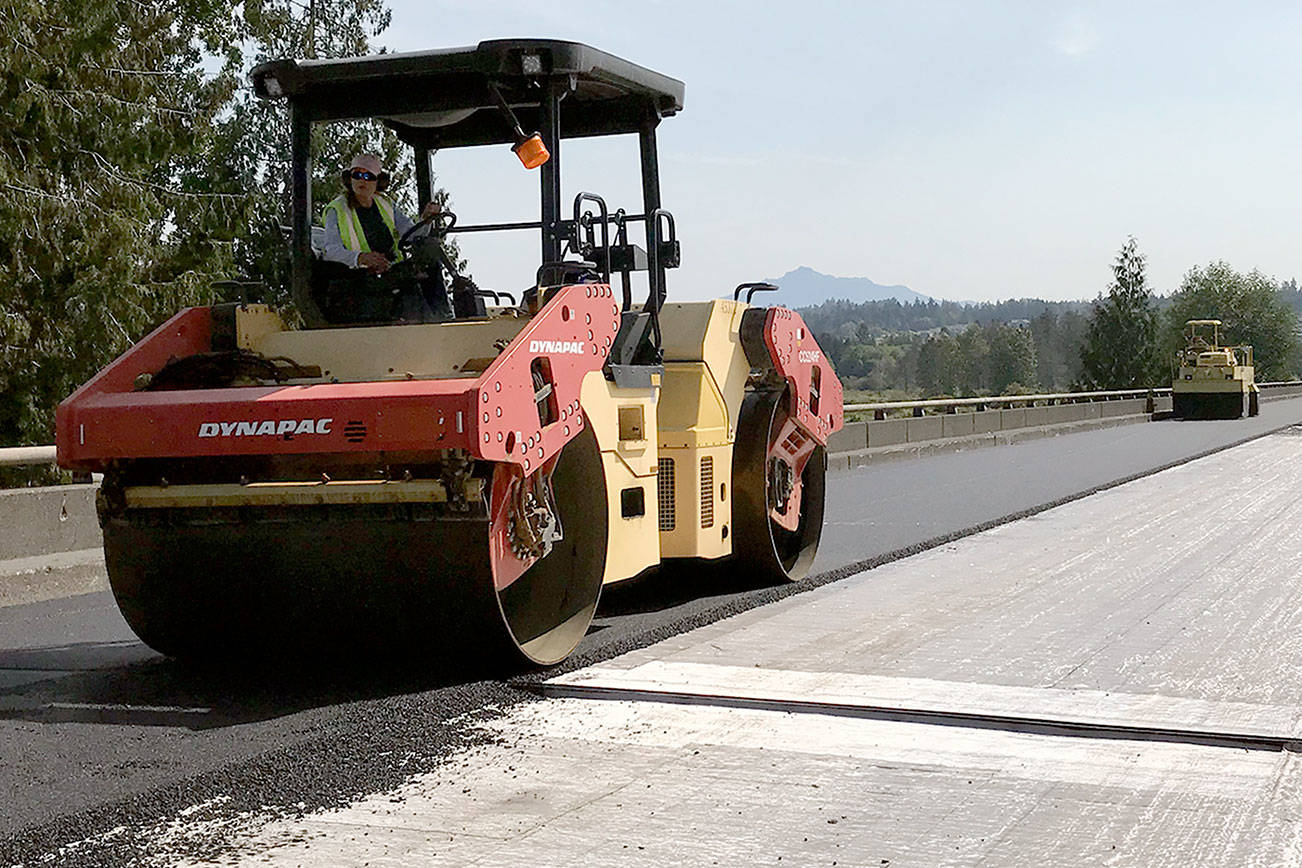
[[1172, 319, 1259, 419], [55, 41, 843, 666]]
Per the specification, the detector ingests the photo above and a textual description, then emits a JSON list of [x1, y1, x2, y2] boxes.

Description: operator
[[321, 153, 453, 322], [321, 153, 440, 273]]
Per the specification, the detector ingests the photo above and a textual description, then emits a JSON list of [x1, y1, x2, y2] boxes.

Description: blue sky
[[378, 1, 1302, 302]]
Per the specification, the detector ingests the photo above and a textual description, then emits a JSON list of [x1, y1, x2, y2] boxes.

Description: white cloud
[[1053, 10, 1099, 58]]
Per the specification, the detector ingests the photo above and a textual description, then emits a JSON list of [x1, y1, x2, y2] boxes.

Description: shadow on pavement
[[596, 561, 773, 617], [0, 640, 506, 731]]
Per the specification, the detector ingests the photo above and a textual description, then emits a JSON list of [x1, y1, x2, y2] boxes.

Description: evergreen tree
[[955, 325, 990, 394], [916, 332, 961, 396], [1078, 237, 1162, 389], [0, 0, 236, 461], [0, 0, 408, 480], [986, 323, 1038, 393]]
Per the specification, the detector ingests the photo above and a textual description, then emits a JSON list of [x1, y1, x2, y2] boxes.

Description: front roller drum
[[101, 428, 608, 669], [1173, 391, 1249, 420], [730, 388, 827, 585]]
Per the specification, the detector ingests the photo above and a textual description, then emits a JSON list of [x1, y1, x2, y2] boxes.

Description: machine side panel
[[57, 308, 213, 470], [58, 285, 621, 472], [742, 307, 844, 445], [655, 300, 752, 562], [1173, 365, 1255, 394], [579, 371, 662, 585], [57, 380, 480, 466], [472, 284, 623, 470]]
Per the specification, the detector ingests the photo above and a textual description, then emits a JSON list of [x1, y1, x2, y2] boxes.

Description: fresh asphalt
[[3, 398, 1302, 865]]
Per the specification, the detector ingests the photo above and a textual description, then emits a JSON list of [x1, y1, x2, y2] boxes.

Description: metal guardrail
[[3, 382, 1300, 469], [844, 388, 1169, 419], [0, 445, 56, 468], [845, 381, 1302, 420]]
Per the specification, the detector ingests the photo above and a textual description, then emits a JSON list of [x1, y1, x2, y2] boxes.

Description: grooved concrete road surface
[[141, 429, 1302, 866], [3, 400, 1302, 865]]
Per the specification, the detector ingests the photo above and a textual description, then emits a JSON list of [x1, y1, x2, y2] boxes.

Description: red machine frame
[[56, 285, 622, 472]]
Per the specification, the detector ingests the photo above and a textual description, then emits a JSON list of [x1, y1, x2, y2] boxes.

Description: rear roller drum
[[730, 388, 826, 585]]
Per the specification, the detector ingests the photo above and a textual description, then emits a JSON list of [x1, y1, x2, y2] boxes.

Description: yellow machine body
[[193, 301, 764, 585], [1172, 319, 1259, 418]]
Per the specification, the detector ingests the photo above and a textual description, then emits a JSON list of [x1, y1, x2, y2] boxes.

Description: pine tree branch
[[31, 85, 198, 121], [79, 150, 250, 205]]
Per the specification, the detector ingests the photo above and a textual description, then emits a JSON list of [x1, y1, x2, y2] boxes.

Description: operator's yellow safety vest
[[324, 194, 404, 262]]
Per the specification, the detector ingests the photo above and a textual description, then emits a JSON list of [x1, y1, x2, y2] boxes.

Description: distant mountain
[[761, 266, 930, 308]]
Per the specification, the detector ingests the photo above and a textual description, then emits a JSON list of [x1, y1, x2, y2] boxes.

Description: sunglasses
[[349, 170, 379, 181]]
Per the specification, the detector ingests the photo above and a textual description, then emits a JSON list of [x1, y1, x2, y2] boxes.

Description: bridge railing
[[845, 388, 1169, 420], [845, 381, 1302, 419], [3, 382, 1301, 472], [0, 445, 57, 468]]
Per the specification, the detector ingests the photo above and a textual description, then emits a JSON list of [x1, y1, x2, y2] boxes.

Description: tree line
[[0, 0, 426, 483], [812, 238, 1301, 398], [3, 7, 1299, 472]]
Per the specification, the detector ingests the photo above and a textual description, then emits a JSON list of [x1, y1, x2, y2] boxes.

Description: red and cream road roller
[[56, 40, 843, 667]]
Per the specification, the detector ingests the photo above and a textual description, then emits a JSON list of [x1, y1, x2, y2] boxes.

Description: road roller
[[54, 40, 843, 667], [1172, 319, 1259, 419]]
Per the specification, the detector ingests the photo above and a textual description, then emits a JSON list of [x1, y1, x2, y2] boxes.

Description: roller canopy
[[250, 39, 685, 147]]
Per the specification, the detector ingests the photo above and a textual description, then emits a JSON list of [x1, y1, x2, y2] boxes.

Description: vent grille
[[658, 457, 675, 532], [700, 456, 714, 528], [343, 420, 367, 443]]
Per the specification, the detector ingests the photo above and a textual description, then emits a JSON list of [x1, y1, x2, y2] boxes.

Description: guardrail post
[[912, 407, 924, 418]]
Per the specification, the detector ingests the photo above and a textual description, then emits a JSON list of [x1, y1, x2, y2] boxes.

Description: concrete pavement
[[103, 427, 1302, 866]]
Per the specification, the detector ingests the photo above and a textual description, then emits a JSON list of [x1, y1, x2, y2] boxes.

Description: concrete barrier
[[7, 386, 1290, 571], [941, 413, 975, 438], [906, 416, 944, 442], [973, 410, 1001, 434], [1000, 408, 1027, 429], [0, 484, 100, 561], [1100, 398, 1146, 418], [827, 421, 867, 453], [1263, 385, 1302, 401], [868, 418, 908, 448], [1023, 406, 1054, 426]]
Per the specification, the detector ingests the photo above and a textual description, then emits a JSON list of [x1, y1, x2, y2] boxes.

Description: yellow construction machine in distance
[[1172, 319, 1259, 419]]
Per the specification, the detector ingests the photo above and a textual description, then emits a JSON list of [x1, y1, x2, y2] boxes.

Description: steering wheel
[[398, 209, 457, 251]]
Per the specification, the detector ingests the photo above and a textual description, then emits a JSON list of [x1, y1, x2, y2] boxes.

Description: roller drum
[[101, 428, 608, 669], [730, 388, 826, 585]]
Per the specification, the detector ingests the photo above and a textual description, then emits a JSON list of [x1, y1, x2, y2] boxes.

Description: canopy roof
[[250, 39, 685, 148]]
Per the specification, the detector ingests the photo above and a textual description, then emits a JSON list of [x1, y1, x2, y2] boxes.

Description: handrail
[[844, 388, 1167, 414], [4, 382, 1301, 469], [0, 445, 57, 467], [845, 381, 1302, 419]]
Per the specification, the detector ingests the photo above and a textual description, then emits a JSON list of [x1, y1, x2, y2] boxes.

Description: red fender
[[743, 306, 844, 445]]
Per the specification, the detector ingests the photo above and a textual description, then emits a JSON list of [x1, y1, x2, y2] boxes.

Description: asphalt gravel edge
[[0, 681, 541, 868], [3, 421, 1295, 867]]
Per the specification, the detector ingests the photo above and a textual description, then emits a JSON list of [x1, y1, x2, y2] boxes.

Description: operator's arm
[[321, 209, 361, 269], [393, 208, 431, 242]]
